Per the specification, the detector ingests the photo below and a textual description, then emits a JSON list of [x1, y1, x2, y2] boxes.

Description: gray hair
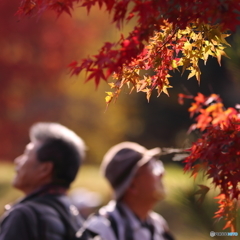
[[30, 122, 86, 187]]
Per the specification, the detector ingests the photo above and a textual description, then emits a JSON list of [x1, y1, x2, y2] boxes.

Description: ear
[[39, 161, 54, 179]]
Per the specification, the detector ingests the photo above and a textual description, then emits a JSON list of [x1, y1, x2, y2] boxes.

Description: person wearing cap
[[84, 141, 175, 240], [0, 122, 87, 240]]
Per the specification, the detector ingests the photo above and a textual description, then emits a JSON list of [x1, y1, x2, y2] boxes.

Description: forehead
[[137, 159, 164, 175], [25, 141, 42, 153]]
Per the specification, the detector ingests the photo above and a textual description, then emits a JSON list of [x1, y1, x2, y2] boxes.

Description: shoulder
[[85, 215, 117, 240], [84, 202, 118, 240], [2, 201, 36, 222], [0, 203, 37, 240], [31, 194, 75, 215], [1, 200, 48, 229], [32, 194, 83, 223], [85, 214, 111, 231], [149, 211, 169, 231], [149, 212, 176, 240]]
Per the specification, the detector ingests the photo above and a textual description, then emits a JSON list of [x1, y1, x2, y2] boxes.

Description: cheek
[[17, 156, 30, 172], [16, 159, 36, 179], [156, 175, 164, 187], [156, 179, 165, 191], [153, 178, 166, 199], [139, 177, 156, 193], [19, 161, 31, 174]]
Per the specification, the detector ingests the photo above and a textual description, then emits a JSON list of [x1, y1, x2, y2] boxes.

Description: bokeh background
[[0, 1, 240, 239]]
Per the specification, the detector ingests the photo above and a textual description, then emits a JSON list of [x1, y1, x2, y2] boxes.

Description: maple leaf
[[105, 91, 114, 105], [160, 84, 172, 97], [178, 93, 193, 105], [187, 66, 201, 82], [81, 0, 97, 14], [85, 68, 107, 88], [16, 0, 36, 15], [195, 93, 206, 104], [68, 58, 94, 76], [194, 184, 210, 204]]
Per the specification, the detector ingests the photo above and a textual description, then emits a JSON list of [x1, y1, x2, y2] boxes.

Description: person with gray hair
[[84, 141, 175, 240], [0, 122, 87, 240]]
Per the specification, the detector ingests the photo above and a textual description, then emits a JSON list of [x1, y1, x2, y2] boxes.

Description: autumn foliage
[[18, 0, 240, 103], [17, 0, 240, 231], [180, 93, 240, 231]]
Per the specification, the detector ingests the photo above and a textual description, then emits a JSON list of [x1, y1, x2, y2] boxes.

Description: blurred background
[[0, 1, 240, 239]]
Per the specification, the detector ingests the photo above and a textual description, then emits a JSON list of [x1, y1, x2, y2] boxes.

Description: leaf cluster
[[106, 22, 231, 104], [181, 92, 240, 231], [17, 1, 240, 104]]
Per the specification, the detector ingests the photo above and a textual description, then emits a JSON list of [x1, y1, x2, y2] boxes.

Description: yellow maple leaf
[[105, 92, 114, 104], [171, 59, 178, 69], [162, 84, 172, 96], [188, 68, 197, 80]]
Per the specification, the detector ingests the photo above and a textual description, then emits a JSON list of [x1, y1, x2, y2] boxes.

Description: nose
[[152, 163, 165, 177]]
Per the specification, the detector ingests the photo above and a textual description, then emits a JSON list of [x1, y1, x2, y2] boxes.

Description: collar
[[117, 202, 164, 232], [116, 202, 148, 229], [22, 183, 67, 202]]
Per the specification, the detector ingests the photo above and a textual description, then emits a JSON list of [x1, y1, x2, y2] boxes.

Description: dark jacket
[[0, 185, 84, 240]]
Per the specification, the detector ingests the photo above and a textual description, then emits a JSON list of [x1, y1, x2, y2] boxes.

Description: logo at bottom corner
[[210, 231, 215, 237]]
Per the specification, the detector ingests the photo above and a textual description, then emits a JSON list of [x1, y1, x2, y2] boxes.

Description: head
[[101, 142, 165, 205], [13, 122, 86, 194]]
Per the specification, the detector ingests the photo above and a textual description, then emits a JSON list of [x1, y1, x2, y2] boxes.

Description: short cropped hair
[[30, 122, 86, 187]]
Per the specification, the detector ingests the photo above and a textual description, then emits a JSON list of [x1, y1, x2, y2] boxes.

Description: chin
[[154, 190, 166, 201], [12, 182, 20, 190], [12, 177, 17, 187], [12, 177, 22, 191]]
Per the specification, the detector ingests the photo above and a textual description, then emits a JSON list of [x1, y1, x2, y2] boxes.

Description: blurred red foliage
[[0, 1, 86, 160]]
